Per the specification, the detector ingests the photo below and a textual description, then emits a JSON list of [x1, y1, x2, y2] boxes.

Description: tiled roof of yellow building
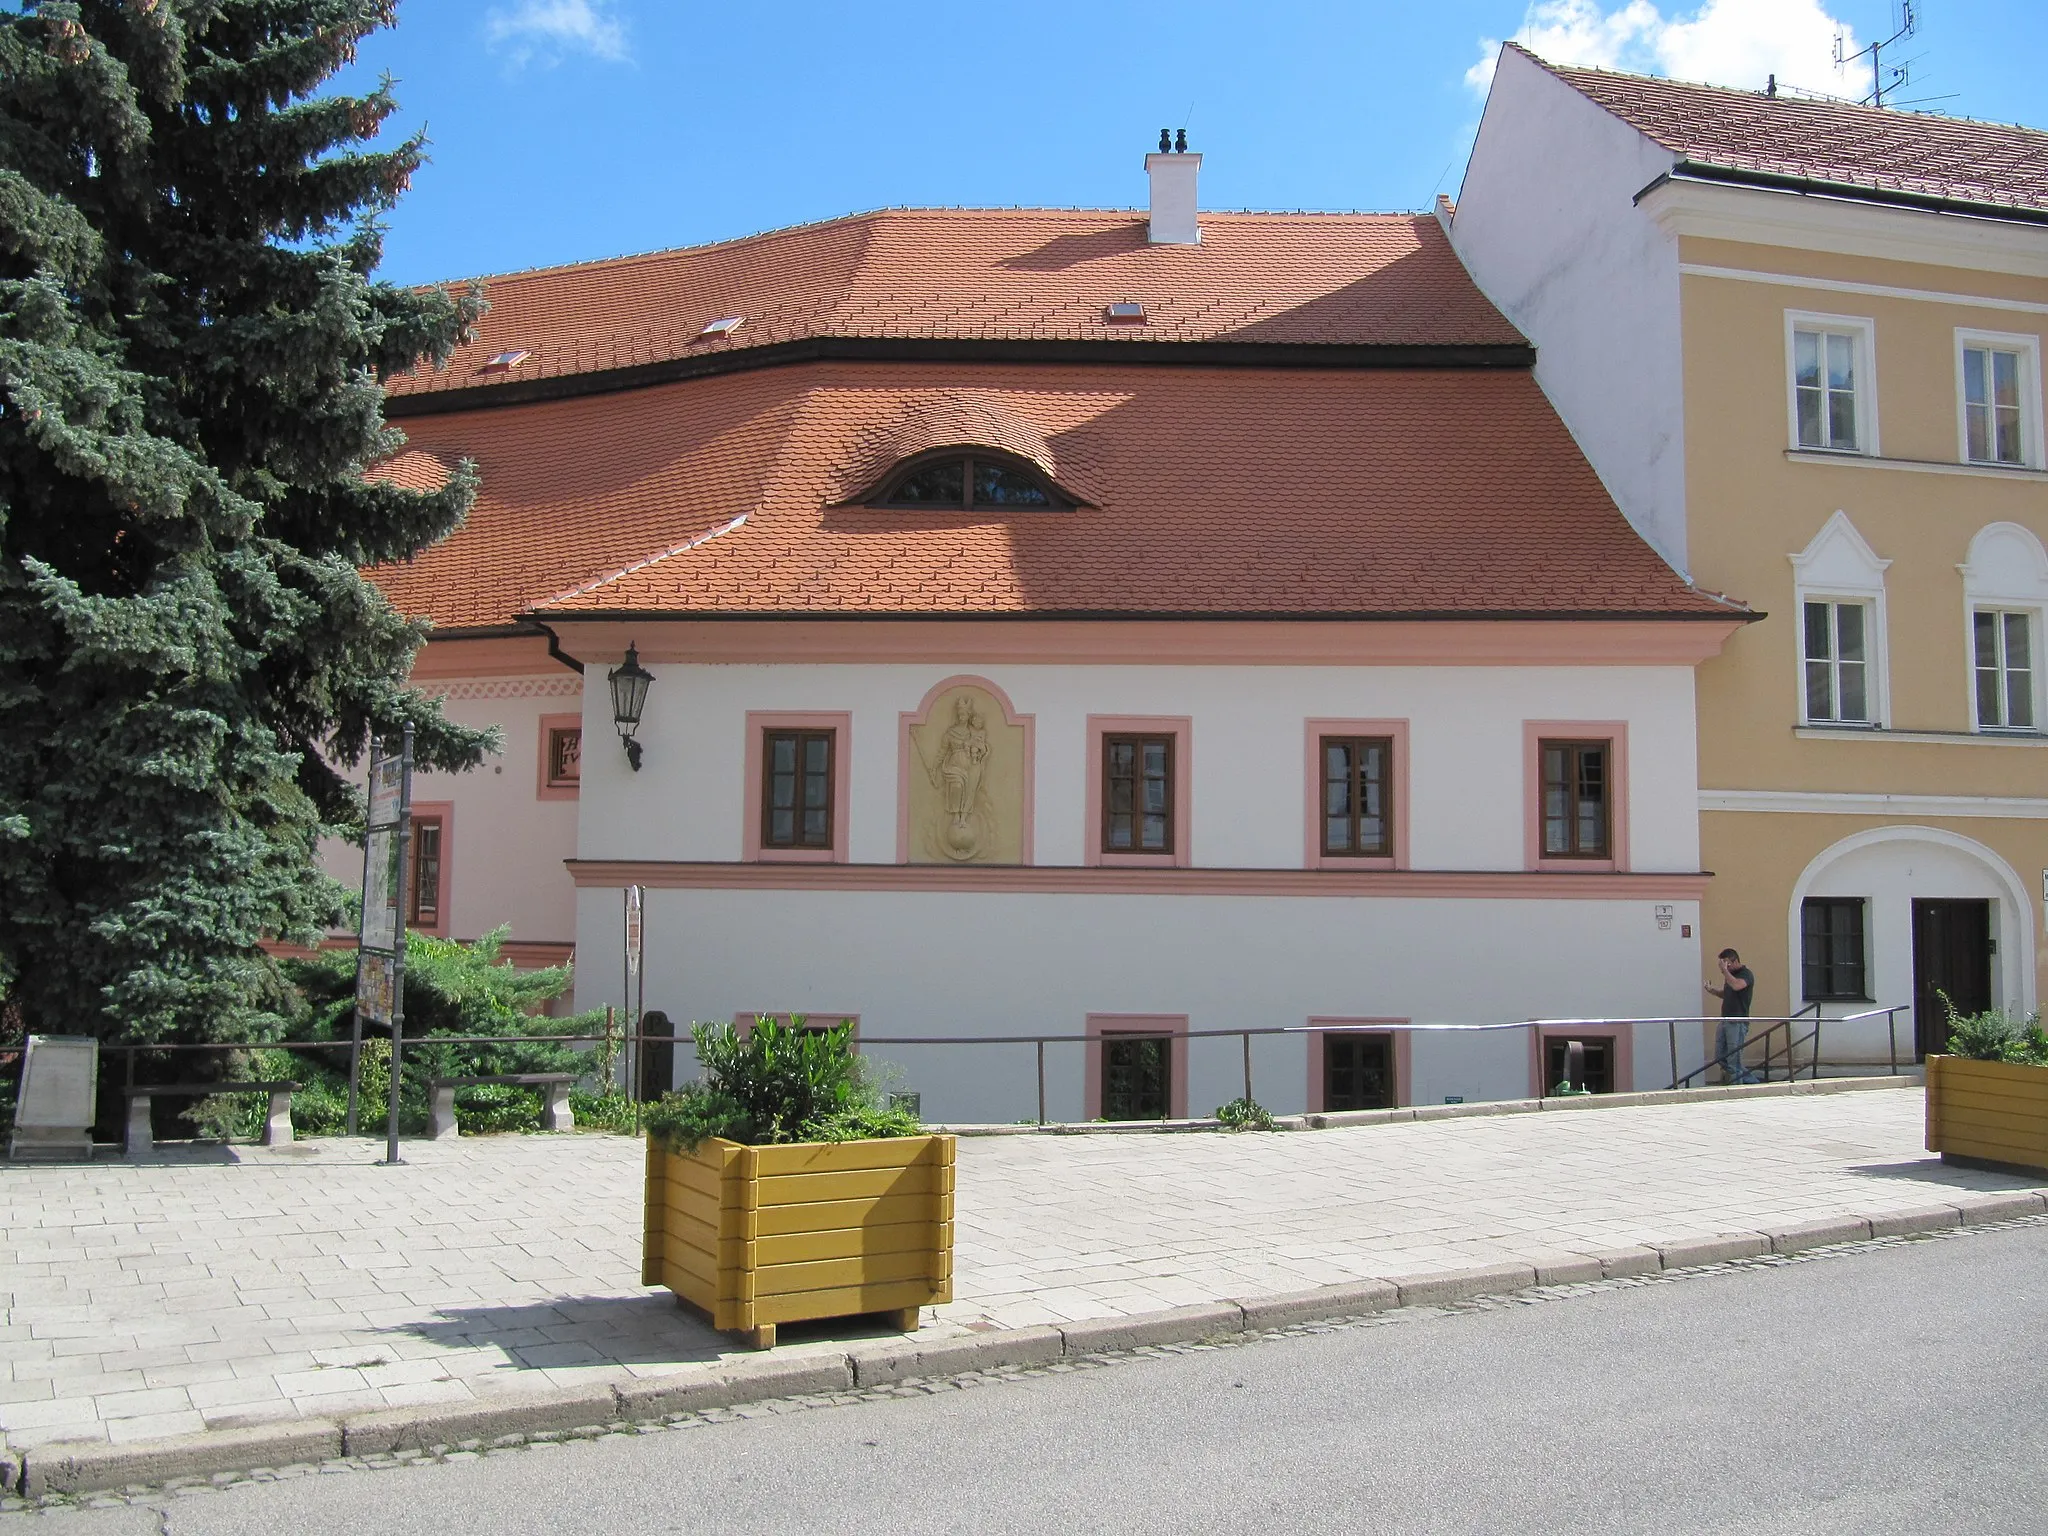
[[1518, 44, 2048, 216]]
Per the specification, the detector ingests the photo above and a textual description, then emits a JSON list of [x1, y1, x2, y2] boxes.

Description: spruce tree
[[0, 1, 489, 1045]]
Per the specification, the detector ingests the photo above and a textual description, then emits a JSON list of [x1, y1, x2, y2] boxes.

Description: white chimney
[[1145, 131, 1201, 245]]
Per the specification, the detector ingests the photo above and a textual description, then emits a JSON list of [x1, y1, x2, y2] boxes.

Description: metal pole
[[383, 723, 414, 1167], [1241, 1031, 1253, 1104], [1888, 1009, 1898, 1075], [1812, 1018, 1823, 1081], [1667, 1019, 1678, 1091], [1035, 1040, 1046, 1126]]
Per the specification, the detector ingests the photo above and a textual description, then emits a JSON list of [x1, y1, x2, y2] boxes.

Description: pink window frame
[[1303, 719, 1410, 870], [896, 675, 1036, 865], [1085, 715, 1193, 868], [1085, 1013, 1189, 1120], [407, 800, 455, 939], [1305, 1019, 1413, 1112], [744, 711, 853, 863], [1523, 720, 1630, 873], [537, 713, 582, 801], [1530, 1024, 1634, 1098]]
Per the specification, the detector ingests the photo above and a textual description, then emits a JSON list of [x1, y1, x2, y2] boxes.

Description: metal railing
[[73, 1004, 1920, 1140], [1664, 1004, 1910, 1090]]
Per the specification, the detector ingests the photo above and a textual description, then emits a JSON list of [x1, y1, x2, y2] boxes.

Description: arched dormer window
[[868, 450, 1074, 512]]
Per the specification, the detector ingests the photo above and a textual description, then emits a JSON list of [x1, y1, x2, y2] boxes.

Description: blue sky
[[344, 1, 2048, 286]]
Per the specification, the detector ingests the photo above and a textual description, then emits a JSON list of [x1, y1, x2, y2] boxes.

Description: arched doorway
[[1788, 827, 2036, 1061]]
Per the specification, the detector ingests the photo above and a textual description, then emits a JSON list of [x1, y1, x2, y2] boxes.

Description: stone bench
[[428, 1073, 576, 1139], [125, 1081, 299, 1157]]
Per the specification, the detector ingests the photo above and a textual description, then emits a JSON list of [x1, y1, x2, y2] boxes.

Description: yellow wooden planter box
[[643, 1133, 955, 1350], [1925, 1055, 2048, 1177]]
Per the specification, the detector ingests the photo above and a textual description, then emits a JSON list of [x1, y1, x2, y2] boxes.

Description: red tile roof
[[368, 361, 1729, 626], [387, 209, 1528, 404], [1519, 44, 2048, 216]]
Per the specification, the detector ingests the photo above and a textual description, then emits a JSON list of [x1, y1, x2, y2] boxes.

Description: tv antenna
[[1836, 2, 1918, 108]]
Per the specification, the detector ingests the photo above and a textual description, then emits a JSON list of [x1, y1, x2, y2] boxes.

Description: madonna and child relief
[[907, 684, 1026, 864]]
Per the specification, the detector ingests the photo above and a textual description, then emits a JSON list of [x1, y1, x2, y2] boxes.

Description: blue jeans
[[1715, 1018, 1759, 1084]]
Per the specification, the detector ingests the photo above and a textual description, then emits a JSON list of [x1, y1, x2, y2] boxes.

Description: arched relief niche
[[899, 677, 1034, 865]]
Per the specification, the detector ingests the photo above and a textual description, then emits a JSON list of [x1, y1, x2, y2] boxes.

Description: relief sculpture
[[906, 682, 1027, 864]]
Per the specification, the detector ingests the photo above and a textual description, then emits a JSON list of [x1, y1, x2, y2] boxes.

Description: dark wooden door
[[1324, 1034, 1394, 1111], [1911, 899, 1993, 1058]]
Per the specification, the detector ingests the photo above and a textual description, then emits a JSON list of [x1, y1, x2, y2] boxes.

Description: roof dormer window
[[870, 452, 1072, 511]]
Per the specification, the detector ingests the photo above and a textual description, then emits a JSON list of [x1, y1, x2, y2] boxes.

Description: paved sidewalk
[[1, 1085, 2041, 1456]]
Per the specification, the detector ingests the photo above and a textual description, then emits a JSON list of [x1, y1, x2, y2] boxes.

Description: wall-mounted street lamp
[[607, 642, 654, 772]]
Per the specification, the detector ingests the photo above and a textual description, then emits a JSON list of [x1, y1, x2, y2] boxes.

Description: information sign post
[[349, 723, 413, 1164]]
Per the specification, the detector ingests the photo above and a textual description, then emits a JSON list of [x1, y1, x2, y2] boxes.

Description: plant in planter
[[1925, 1004, 2048, 1177], [641, 1019, 953, 1349]]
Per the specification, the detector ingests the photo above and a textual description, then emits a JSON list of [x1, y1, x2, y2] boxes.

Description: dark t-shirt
[[1720, 966, 1755, 1017]]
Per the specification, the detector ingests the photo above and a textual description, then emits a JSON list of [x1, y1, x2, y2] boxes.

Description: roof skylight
[[698, 316, 745, 339], [1104, 301, 1146, 324], [480, 349, 531, 371]]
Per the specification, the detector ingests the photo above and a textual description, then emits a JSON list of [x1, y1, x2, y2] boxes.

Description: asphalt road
[[25, 1222, 2048, 1536]]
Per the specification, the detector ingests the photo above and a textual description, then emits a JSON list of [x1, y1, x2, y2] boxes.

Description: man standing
[[1706, 948, 1759, 1085]]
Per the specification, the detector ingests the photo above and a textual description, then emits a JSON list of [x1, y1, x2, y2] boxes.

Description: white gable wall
[[1451, 47, 1690, 573]]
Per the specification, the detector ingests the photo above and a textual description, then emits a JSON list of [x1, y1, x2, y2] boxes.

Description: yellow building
[[1455, 46, 2048, 1065]]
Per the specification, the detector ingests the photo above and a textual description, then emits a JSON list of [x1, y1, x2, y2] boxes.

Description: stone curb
[[931, 1071, 1919, 1137], [15, 1186, 2044, 1498]]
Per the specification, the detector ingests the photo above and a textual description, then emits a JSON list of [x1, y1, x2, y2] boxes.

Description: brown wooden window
[[1320, 736, 1392, 857], [1102, 733, 1174, 854], [409, 816, 443, 928], [1539, 740, 1610, 859], [545, 726, 582, 790], [761, 729, 835, 850], [1801, 897, 1869, 1001], [1544, 1036, 1614, 1095], [871, 452, 1071, 511], [1324, 1033, 1394, 1111], [1101, 1034, 1172, 1121]]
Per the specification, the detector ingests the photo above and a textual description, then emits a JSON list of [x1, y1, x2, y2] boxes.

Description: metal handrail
[[71, 1005, 1918, 1135]]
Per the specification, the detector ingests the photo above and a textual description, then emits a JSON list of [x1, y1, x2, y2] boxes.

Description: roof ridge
[[408, 207, 1440, 294], [1514, 40, 2048, 142]]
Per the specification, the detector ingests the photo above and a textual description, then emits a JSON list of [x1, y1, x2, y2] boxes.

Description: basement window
[[869, 451, 1071, 511]]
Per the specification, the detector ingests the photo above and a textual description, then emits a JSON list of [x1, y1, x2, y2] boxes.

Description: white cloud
[[485, 0, 630, 69], [1467, 0, 1858, 98]]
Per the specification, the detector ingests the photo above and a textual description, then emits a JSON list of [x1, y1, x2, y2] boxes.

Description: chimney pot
[[1144, 142, 1202, 245], [1159, 128, 1172, 153]]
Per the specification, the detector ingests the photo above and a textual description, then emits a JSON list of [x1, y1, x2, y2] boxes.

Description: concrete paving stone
[[0, 1396, 105, 1432], [104, 1410, 209, 1445], [87, 1388, 194, 1421], [272, 1369, 368, 1399]]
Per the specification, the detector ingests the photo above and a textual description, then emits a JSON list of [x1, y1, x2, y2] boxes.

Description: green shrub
[[1215, 1096, 1276, 1131], [643, 1017, 921, 1152], [453, 1083, 542, 1134], [1941, 1004, 2048, 1067], [569, 1092, 640, 1134]]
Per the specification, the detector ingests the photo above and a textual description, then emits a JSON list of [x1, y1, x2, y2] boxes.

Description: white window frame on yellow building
[[1960, 522, 2048, 739], [1785, 310, 1880, 457], [1791, 511, 1891, 730], [1953, 328, 2044, 470], [1969, 608, 2040, 733]]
